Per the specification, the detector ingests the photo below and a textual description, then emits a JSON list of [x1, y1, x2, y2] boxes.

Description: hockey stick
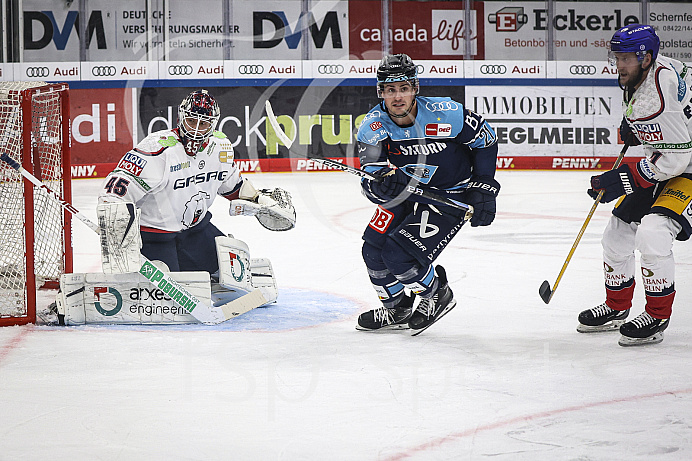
[[0, 152, 266, 324], [538, 144, 630, 304], [265, 100, 474, 221]]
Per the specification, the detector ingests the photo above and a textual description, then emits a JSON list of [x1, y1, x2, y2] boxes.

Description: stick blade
[[264, 100, 293, 149], [539, 280, 553, 304]]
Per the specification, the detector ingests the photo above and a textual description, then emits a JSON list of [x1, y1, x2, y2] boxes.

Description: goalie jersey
[[99, 129, 242, 232], [356, 96, 498, 196], [624, 55, 692, 181]]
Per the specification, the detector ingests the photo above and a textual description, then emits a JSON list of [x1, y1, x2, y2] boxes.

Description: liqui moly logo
[[117, 152, 147, 176], [633, 123, 663, 142], [425, 123, 452, 136]]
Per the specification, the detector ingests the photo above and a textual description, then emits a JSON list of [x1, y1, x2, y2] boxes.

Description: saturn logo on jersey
[[633, 123, 663, 143], [425, 123, 452, 136], [117, 153, 147, 177]]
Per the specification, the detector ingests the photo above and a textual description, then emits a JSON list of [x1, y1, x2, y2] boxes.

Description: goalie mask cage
[[0, 82, 72, 326]]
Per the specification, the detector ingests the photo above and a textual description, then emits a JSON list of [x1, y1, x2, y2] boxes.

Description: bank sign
[[22, 0, 349, 61]]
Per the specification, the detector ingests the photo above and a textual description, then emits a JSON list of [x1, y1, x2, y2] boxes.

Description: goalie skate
[[577, 303, 629, 333], [618, 311, 669, 347]]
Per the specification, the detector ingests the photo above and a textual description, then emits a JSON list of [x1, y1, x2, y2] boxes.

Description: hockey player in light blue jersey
[[355, 54, 500, 335]]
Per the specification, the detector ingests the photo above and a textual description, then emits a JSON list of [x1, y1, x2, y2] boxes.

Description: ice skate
[[618, 311, 669, 347], [356, 293, 415, 331], [577, 302, 629, 333], [408, 266, 457, 336]]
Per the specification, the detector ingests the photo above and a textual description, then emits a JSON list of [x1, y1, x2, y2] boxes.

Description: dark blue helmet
[[376, 54, 419, 97], [609, 24, 660, 64]]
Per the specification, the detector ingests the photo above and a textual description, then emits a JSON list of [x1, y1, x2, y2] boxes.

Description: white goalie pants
[[602, 213, 681, 316]]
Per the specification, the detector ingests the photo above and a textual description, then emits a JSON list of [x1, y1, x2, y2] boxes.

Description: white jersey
[[624, 54, 692, 181], [99, 129, 242, 232]]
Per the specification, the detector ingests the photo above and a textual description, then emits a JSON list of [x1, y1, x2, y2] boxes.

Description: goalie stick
[[0, 152, 266, 325], [265, 100, 474, 221], [539, 144, 629, 304]]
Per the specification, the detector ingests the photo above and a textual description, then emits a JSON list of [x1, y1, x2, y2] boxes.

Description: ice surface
[[1, 171, 691, 460]]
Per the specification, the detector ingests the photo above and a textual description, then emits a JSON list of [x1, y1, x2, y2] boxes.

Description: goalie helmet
[[376, 54, 419, 98], [178, 89, 220, 143], [608, 24, 659, 65]]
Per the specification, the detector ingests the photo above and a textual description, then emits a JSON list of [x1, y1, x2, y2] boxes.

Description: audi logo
[[479, 65, 507, 75], [317, 64, 344, 74], [569, 65, 597, 75], [91, 66, 116, 77], [168, 65, 193, 76], [238, 65, 264, 75], [425, 101, 459, 112], [25, 66, 50, 78], [416, 64, 425, 75]]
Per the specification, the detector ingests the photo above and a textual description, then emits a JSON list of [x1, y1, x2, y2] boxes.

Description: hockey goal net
[[0, 82, 72, 326]]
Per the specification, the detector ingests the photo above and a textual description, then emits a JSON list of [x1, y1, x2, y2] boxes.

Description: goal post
[[0, 82, 72, 326]]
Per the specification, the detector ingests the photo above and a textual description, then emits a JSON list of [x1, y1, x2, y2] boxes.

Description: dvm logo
[[24, 10, 106, 50], [253, 11, 343, 49]]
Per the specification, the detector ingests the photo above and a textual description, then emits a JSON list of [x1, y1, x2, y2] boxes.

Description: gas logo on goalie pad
[[369, 206, 394, 234], [229, 253, 246, 282], [93, 286, 123, 316]]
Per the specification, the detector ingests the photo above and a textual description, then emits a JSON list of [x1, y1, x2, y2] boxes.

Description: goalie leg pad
[[97, 201, 142, 274], [56, 272, 211, 325], [215, 236, 278, 306]]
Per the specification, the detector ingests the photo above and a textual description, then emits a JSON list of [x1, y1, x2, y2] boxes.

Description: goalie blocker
[[46, 236, 277, 325]]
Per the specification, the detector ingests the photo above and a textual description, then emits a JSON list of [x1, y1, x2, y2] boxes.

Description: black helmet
[[376, 54, 419, 97]]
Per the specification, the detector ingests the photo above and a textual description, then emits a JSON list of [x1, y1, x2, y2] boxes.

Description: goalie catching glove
[[229, 179, 296, 231]]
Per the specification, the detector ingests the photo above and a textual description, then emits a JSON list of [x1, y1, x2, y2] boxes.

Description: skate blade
[[576, 319, 626, 333], [355, 324, 410, 332], [618, 332, 664, 347], [410, 299, 457, 337]]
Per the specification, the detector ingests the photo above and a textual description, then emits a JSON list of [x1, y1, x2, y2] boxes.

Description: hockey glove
[[464, 176, 500, 227], [367, 167, 410, 201], [587, 163, 655, 203], [619, 117, 641, 146]]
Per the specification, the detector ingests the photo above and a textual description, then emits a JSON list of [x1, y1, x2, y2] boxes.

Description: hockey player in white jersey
[[97, 89, 295, 310], [578, 25, 692, 346]]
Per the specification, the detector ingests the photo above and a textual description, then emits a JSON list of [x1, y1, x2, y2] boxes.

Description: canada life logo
[[425, 123, 452, 136]]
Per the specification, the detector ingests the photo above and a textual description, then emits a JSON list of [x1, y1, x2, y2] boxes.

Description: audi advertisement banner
[[484, 2, 692, 61], [348, 0, 484, 60], [69, 88, 135, 167]]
